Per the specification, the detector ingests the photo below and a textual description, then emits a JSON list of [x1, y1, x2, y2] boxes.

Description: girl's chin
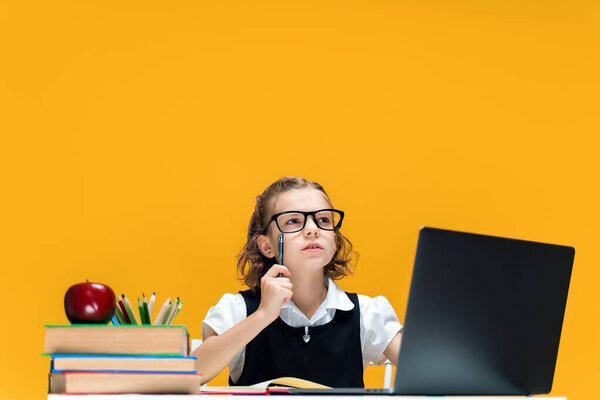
[[287, 259, 333, 272]]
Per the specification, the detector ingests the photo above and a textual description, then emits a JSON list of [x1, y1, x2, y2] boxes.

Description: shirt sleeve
[[201, 293, 248, 384], [358, 294, 403, 367], [201, 293, 247, 339]]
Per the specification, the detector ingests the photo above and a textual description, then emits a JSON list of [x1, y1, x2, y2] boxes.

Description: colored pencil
[[166, 298, 180, 324], [172, 301, 184, 323], [122, 294, 139, 325], [117, 299, 131, 324], [152, 297, 170, 325], [163, 299, 177, 325], [142, 293, 151, 324], [114, 302, 126, 324], [148, 292, 155, 316], [137, 298, 146, 324]]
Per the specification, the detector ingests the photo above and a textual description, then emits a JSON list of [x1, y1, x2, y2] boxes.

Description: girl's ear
[[257, 234, 275, 258]]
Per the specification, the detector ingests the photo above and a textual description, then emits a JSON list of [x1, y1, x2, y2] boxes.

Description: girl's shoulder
[[202, 292, 247, 338], [204, 292, 248, 323], [355, 293, 398, 318], [328, 279, 397, 316], [354, 293, 402, 342], [211, 292, 247, 311]]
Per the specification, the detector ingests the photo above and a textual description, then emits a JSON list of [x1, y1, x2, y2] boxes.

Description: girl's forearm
[[192, 309, 273, 384]]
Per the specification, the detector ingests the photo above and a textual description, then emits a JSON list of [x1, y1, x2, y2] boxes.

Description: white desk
[[48, 395, 566, 400]]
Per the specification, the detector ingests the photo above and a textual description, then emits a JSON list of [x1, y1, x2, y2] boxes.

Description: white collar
[[322, 277, 355, 311], [280, 277, 354, 324]]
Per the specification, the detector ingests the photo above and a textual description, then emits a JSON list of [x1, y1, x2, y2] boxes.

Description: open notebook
[[201, 377, 330, 394]]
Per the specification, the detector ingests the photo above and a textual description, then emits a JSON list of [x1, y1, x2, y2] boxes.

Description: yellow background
[[1, 0, 598, 398]]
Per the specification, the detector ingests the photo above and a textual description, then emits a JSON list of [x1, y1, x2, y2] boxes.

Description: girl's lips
[[302, 243, 323, 253], [302, 243, 323, 251], [302, 247, 323, 253]]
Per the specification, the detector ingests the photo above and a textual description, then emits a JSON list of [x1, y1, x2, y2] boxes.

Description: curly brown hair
[[237, 176, 358, 292]]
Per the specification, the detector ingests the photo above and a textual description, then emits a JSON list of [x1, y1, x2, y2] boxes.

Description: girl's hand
[[256, 264, 293, 323]]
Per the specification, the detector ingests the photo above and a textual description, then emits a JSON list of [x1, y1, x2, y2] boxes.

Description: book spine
[[51, 369, 198, 374]]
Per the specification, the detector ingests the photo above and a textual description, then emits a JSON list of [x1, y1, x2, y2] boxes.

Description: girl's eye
[[281, 213, 303, 226], [318, 217, 330, 224]]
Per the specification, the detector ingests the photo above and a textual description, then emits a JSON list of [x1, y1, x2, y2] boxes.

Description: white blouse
[[202, 278, 403, 384]]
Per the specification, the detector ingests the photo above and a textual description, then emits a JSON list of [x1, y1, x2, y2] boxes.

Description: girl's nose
[[303, 216, 320, 237]]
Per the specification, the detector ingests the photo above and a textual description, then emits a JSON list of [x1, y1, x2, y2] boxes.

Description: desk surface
[[48, 395, 566, 400]]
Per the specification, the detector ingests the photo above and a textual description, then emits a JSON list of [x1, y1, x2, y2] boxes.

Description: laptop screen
[[393, 227, 574, 395]]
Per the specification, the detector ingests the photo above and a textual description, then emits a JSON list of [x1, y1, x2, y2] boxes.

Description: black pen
[[277, 233, 284, 277]]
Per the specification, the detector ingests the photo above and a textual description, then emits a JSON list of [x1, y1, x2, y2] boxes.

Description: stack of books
[[43, 324, 202, 394]]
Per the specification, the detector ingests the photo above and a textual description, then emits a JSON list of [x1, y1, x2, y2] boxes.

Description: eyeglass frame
[[263, 208, 345, 234]]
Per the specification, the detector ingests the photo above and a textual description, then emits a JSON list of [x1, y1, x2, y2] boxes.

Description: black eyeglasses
[[264, 209, 345, 234]]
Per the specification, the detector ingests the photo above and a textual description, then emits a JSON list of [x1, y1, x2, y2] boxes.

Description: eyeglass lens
[[276, 210, 342, 233]]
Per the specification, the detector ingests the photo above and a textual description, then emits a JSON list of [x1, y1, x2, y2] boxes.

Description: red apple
[[64, 281, 116, 324]]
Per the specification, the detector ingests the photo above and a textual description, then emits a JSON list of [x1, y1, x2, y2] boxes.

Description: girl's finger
[[264, 264, 290, 278], [279, 281, 293, 290]]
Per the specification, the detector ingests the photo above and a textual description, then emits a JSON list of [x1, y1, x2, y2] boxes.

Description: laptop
[[290, 226, 574, 395]]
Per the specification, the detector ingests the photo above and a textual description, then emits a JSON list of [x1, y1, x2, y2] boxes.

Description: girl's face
[[260, 188, 337, 274]]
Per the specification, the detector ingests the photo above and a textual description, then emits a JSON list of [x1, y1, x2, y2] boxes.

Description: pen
[[277, 233, 284, 265], [277, 233, 285, 277]]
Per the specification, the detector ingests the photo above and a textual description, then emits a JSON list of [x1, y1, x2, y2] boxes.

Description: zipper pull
[[303, 326, 310, 343]]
